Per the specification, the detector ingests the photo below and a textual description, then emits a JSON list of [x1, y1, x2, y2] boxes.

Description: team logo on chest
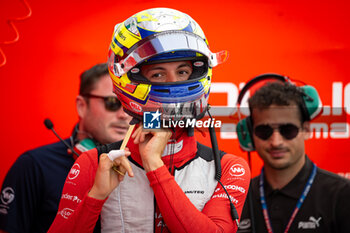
[[68, 163, 80, 180], [1, 187, 15, 205], [298, 216, 322, 229]]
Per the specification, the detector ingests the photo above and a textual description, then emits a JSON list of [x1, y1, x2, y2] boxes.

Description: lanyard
[[259, 163, 317, 233]]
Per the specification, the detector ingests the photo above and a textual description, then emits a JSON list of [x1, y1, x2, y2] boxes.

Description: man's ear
[[302, 121, 311, 140], [76, 95, 87, 118]]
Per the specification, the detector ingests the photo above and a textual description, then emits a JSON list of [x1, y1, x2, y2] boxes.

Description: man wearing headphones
[[48, 7, 250, 233], [236, 78, 350, 233], [0, 63, 131, 233]]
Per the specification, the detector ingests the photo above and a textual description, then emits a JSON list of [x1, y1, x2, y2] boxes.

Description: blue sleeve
[[0, 152, 43, 233]]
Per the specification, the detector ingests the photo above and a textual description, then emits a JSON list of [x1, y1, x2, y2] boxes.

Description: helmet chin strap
[[187, 127, 194, 137]]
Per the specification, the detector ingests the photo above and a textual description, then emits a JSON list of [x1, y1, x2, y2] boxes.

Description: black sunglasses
[[83, 93, 122, 111], [254, 123, 300, 140]]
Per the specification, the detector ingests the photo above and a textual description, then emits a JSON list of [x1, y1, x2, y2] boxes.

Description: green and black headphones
[[236, 73, 322, 152]]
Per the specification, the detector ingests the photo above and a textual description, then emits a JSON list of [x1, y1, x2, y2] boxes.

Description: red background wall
[[1, 0, 349, 184]]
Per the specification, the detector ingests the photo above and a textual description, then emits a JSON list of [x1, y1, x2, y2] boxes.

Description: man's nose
[[166, 72, 178, 82], [269, 130, 284, 147], [115, 107, 129, 119]]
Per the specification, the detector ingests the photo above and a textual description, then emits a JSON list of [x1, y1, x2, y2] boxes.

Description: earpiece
[[299, 85, 322, 120], [236, 73, 322, 151], [236, 117, 254, 152]]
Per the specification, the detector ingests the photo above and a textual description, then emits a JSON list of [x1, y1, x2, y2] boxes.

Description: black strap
[[97, 140, 122, 162], [196, 142, 225, 161]]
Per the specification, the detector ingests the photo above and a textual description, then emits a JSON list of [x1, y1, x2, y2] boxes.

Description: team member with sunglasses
[[77, 64, 131, 146], [48, 7, 251, 233], [0, 63, 131, 233], [237, 81, 350, 233]]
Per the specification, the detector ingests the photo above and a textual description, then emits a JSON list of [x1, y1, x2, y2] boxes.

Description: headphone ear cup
[[300, 85, 322, 120], [236, 117, 255, 151]]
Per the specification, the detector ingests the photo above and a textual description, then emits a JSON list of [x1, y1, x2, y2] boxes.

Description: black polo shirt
[[0, 139, 75, 233], [238, 156, 350, 233]]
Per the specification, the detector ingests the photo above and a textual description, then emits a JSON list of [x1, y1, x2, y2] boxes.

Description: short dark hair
[[79, 63, 109, 96], [248, 82, 307, 123]]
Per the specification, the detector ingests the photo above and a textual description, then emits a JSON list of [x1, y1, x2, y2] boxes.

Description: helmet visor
[[109, 30, 228, 77]]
